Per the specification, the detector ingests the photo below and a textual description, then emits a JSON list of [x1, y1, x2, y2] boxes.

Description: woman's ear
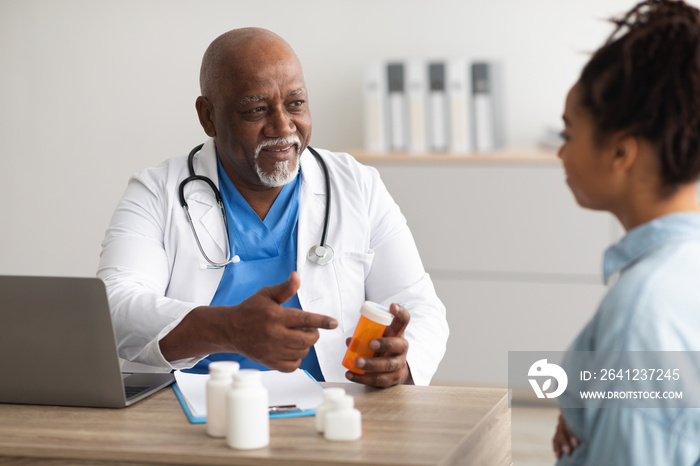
[[195, 96, 217, 137], [610, 133, 639, 174]]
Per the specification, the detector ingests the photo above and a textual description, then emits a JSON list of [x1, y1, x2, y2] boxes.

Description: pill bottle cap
[[360, 301, 394, 326], [232, 369, 263, 388], [208, 361, 240, 377], [322, 387, 346, 401], [336, 395, 354, 410]]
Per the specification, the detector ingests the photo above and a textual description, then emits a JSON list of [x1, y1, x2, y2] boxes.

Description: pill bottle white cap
[[336, 395, 354, 409], [360, 301, 394, 326], [208, 361, 240, 376], [322, 387, 346, 401]]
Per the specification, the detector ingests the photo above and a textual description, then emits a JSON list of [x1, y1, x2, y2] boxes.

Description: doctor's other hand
[[160, 271, 337, 372], [552, 410, 579, 459], [345, 303, 413, 388], [230, 271, 337, 372]]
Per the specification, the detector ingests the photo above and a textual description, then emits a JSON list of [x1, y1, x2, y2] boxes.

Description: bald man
[[98, 28, 448, 388]]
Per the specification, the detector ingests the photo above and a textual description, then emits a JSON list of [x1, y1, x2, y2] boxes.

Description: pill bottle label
[[342, 314, 389, 374]]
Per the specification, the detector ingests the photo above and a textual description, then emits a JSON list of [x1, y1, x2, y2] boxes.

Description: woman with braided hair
[[552, 0, 700, 464]]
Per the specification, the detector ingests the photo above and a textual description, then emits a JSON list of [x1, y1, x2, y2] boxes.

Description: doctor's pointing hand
[[98, 27, 447, 387], [159, 272, 339, 374]]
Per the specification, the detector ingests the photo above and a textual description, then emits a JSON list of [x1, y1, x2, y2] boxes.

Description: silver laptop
[[0, 275, 174, 408]]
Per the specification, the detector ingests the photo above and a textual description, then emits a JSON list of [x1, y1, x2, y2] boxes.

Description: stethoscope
[[178, 143, 334, 269]]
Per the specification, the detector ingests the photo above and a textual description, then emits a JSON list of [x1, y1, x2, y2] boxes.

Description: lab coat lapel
[[296, 148, 347, 382], [182, 138, 229, 259], [297, 148, 327, 278]]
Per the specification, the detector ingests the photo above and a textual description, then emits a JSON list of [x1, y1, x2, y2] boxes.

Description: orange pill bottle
[[342, 301, 394, 374]]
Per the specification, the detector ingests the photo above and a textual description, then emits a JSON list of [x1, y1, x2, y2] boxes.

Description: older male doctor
[[98, 27, 448, 388]]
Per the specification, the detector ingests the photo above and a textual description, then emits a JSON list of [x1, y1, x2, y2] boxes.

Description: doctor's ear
[[195, 96, 217, 137]]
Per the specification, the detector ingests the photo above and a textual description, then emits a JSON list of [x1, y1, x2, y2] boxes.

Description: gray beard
[[255, 156, 300, 187], [253, 137, 302, 187]]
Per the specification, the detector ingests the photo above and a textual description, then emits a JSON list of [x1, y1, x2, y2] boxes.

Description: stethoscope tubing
[[179, 143, 333, 268], [306, 146, 331, 249]]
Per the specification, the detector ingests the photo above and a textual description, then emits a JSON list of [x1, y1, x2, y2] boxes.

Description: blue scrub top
[[186, 158, 323, 380]]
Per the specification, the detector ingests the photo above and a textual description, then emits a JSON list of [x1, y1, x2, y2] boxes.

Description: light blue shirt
[[186, 158, 323, 380], [557, 213, 700, 466]]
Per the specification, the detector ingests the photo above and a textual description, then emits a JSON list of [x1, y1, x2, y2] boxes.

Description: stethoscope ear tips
[[307, 244, 334, 266]]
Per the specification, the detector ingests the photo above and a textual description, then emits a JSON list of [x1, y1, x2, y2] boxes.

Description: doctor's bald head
[[199, 28, 305, 102]]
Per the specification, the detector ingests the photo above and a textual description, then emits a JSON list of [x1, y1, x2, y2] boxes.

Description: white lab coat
[[98, 138, 448, 385]]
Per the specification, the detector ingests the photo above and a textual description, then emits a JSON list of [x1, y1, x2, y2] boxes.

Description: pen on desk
[[269, 404, 302, 413]]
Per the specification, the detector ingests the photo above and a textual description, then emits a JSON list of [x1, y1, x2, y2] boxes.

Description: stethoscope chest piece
[[307, 244, 334, 266]]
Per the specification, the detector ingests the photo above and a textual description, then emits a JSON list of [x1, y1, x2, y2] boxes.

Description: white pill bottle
[[226, 369, 270, 449], [324, 394, 362, 441], [206, 361, 240, 438], [315, 387, 347, 433]]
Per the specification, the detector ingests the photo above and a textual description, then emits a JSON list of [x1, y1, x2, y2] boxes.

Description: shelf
[[348, 147, 560, 165]]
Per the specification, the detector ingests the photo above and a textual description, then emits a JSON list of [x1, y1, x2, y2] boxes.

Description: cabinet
[[352, 149, 619, 386]]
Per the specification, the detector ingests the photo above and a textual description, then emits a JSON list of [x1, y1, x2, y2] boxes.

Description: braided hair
[[579, 0, 700, 191]]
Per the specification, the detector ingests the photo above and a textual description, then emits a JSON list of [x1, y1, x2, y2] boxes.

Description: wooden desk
[[0, 383, 511, 466]]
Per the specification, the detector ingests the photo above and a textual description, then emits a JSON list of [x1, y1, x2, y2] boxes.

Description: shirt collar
[[603, 212, 700, 284]]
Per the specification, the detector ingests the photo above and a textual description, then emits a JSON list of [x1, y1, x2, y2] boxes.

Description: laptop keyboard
[[124, 385, 150, 399]]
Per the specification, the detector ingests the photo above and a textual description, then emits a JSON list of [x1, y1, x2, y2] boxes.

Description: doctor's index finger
[[286, 308, 337, 330]]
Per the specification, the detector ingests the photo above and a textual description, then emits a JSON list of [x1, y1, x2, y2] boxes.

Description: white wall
[[0, 0, 643, 277]]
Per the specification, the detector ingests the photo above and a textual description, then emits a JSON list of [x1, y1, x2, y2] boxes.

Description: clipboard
[[172, 369, 323, 423]]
